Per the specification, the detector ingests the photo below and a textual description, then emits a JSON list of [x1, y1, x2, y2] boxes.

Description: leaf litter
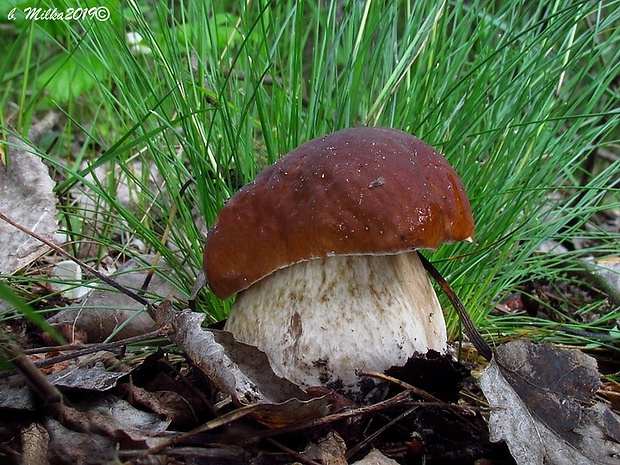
[[46, 255, 184, 344], [481, 340, 620, 465], [0, 113, 59, 275]]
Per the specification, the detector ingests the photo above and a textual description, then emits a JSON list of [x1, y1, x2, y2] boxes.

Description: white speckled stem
[[224, 252, 446, 392]]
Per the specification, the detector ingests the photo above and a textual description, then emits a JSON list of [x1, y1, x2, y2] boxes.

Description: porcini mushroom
[[203, 127, 474, 394]]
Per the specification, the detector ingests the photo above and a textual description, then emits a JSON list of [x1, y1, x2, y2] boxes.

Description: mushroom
[[203, 127, 474, 394]]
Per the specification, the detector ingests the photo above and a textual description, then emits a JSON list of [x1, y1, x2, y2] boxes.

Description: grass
[[0, 0, 619, 348]]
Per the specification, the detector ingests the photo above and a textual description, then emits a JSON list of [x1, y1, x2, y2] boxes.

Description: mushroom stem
[[224, 251, 446, 393]]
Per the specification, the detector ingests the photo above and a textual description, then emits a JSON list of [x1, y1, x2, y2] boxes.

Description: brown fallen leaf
[[480, 340, 620, 465], [150, 302, 332, 427], [47, 255, 184, 343], [44, 418, 116, 465]]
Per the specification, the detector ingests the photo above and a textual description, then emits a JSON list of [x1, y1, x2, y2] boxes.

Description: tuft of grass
[[1, 0, 618, 346]]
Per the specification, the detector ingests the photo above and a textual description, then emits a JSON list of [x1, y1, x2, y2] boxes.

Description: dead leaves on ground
[[0, 114, 59, 276], [481, 340, 620, 465], [5, 298, 619, 464], [0, 304, 506, 464], [0, 304, 620, 465]]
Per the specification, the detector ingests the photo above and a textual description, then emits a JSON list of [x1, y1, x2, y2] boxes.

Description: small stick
[[418, 253, 493, 361], [245, 389, 414, 444], [1, 341, 63, 408], [357, 370, 442, 403], [345, 405, 418, 460], [0, 210, 149, 307], [145, 402, 263, 455], [27, 326, 171, 372], [21, 325, 171, 356]]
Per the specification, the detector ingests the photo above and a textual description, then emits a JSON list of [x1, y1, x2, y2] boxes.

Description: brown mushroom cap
[[203, 127, 474, 299]]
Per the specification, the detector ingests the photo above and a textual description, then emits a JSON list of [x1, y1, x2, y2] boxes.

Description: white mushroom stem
[[224, 251, 447, 392]]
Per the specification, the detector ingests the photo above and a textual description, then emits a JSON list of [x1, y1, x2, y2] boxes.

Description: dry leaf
[[480, 340, 620, 465], [47, 361, 128, 392], [44, 396, 170, 463], [313, 431, 347, 465], [47, 256, 184, 343], [0, 133, 58, 275], [75, 395, 170, 444], [152, 302, 332, 427], [45, 418, 116, 465]]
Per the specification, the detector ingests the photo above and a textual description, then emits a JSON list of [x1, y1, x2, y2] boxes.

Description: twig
[[146, 389, 413, 457], [359, 369, 485, 417], [245, 389, 414, 444], [21, 326, 171, 355], [418, 253, 493, 361], [0, 326, 172, 380], [0, 341, 63, 408], [358, 369, 488, 436], [357, 370, 442, 403], [144, 403, 261, 456], [345, 405, 418, 460], [0, 210, 149, 307]]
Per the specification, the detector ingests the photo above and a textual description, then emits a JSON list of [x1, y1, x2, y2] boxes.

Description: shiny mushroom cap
[[203, 127, 474, 300]]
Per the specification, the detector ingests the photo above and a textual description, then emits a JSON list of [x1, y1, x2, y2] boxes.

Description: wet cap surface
[[204, 127, 474, 299]]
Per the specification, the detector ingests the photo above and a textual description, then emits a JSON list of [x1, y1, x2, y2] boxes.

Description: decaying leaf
[[47, 256, 184, 343], [47, 360, 128, 392], [480, 340, 620, 465], [0, 128, 58, 275], [0, 351, 129, 411], [45, 418, 116, 465], [20, 423, 49, 465], [43, 396, 169, 463], [72, 395, 171, 444], [152, 302, 332, 427], [309, 431, 347, 465]]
